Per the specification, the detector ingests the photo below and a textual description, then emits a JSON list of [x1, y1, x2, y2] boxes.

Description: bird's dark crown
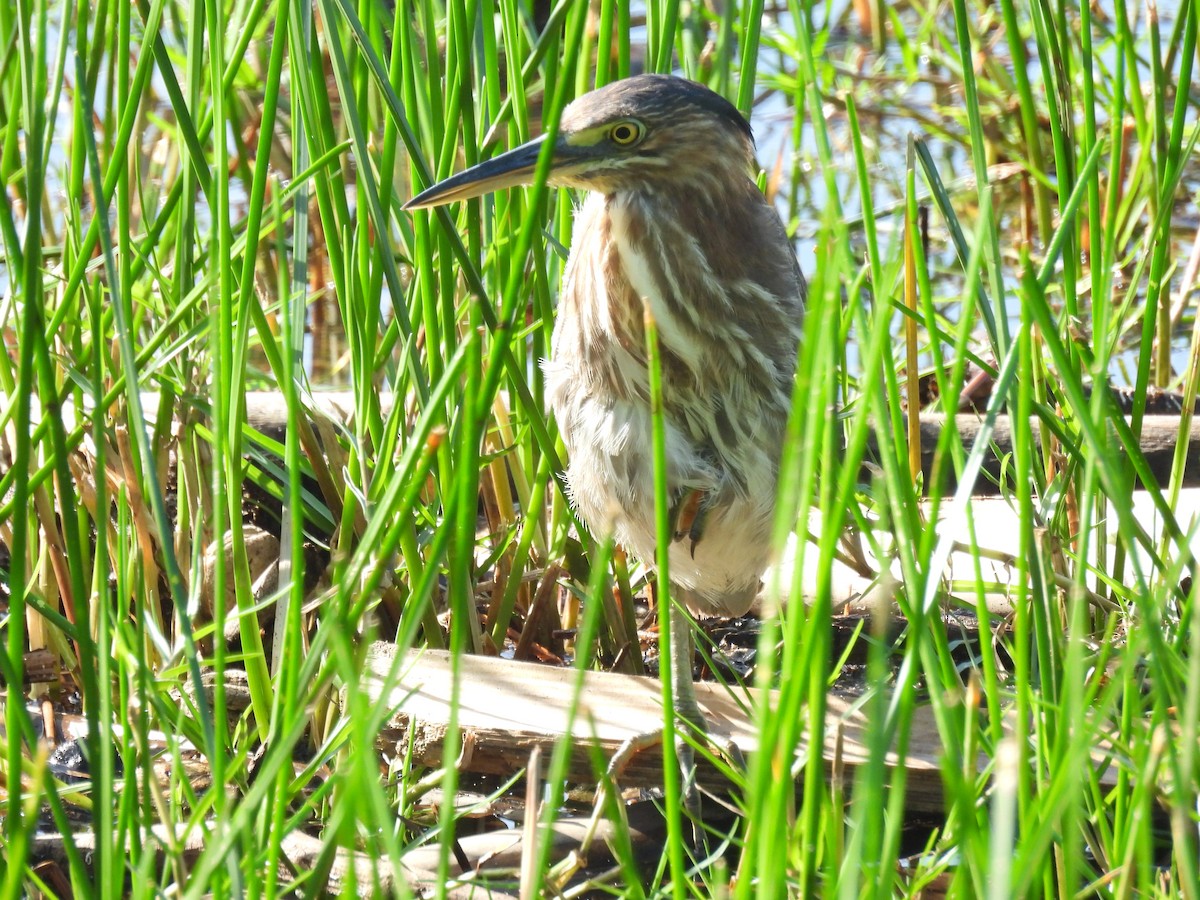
[[561, 74, 754, 146]]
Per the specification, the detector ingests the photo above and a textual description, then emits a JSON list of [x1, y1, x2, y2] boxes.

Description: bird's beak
[[404, 134, 560, 210]]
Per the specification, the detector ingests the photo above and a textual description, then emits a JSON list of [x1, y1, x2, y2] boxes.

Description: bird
[[405, 74, 805, 797]]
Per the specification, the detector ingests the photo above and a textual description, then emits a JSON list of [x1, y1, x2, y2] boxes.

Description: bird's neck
[[553, 186, 746, 405], [602, 186, 743, 353], [558, 180, 802, 413]]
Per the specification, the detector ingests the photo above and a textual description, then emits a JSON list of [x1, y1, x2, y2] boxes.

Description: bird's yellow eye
[[609, 121, 644, 147]]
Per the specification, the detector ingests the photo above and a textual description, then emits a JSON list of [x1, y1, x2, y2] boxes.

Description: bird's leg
[[587, 587, 709, 855], [668, 597, 705, 839], [667, 596, 704, 729]]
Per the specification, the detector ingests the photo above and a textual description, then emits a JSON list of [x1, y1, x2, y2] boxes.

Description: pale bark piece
[[362, 645, 952, 814]]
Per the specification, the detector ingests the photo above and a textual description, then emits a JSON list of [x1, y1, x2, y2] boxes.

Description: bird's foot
[[585, 718, 707, 854], [669, 489, 709, 557], [588, 712, 743, 857], [584, 604, 745, 860]]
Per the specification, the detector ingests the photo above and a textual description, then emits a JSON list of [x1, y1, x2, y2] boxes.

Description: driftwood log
[[29, 809, 682, 896], [365, 646, 983, 817], [223, 392, 1200, 497], [893, 412, 1200, 495]]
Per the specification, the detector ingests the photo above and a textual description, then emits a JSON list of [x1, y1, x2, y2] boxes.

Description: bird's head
[[403, 74, 757, 209]]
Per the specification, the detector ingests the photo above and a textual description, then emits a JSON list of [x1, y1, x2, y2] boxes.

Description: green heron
[[406, 73, 805, 778]]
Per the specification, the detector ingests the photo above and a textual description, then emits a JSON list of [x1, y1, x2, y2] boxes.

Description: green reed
[[1, 0, 1198, 895]]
